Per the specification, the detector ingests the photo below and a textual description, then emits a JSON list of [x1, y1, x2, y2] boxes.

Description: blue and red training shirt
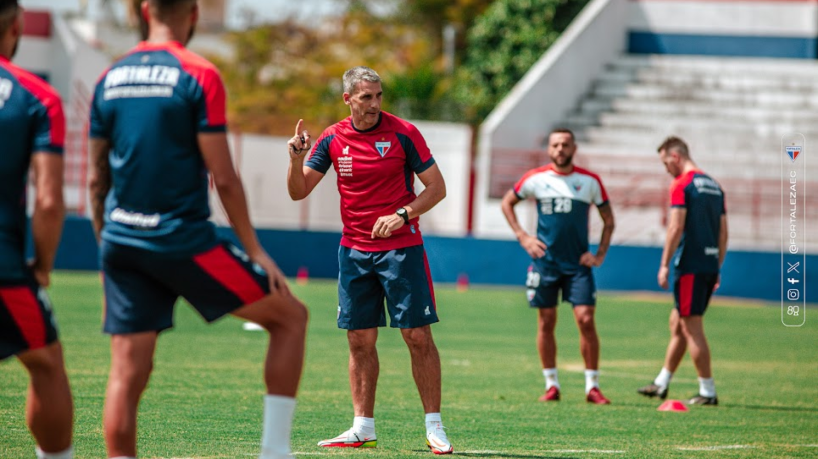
[[0, 55, 64, 279], [306, 111, 436, 252], [513, 164, 609, 273], [90, 41, 227, 254], [669, 170, 725, 274]]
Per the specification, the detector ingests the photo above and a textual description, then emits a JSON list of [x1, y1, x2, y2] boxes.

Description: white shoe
[[317, 428, 377, 448], [426, 423, 453, 455]]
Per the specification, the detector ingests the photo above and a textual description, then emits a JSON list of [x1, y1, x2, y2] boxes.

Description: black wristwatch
[[396, 207, 410, 225]]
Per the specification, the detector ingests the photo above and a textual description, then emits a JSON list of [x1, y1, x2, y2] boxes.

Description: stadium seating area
[[489, 54, 818, 250]]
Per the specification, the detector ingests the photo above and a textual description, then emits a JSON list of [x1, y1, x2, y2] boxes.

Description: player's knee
[[18, 342, 65, 376], [257, 294, 308, 333], [576, 314, 596, 333], [401, 326, 434, 350]]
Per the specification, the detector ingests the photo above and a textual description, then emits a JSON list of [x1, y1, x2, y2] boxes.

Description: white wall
[[628, 0, 818, 37], [475, 0, 629, 238]]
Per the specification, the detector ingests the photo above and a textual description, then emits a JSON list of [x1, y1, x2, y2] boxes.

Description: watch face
[[397, 208, 406, 215]]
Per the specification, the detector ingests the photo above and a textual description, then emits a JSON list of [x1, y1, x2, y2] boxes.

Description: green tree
[[454, 0, 590, 123]]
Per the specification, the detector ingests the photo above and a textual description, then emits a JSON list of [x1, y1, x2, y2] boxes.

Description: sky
[[20, 0, 346, 29]]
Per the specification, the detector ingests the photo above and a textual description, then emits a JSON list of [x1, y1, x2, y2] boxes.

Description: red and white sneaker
[[538, 386, 560, 402], [586, 387, 611, 405], [317, 429, 377, 448], [426, 423, 453, 455]]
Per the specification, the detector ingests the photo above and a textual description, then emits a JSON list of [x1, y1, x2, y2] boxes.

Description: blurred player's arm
[[580, 203, 615, 267], [287, 119, 324, 200], [30, 152, 66, 287], [199, 132, 289, 293], [88, 138, 112, 242], [658, 207, 686, 289], [371, 163, 446, 239], [501, 189, 546, 259]]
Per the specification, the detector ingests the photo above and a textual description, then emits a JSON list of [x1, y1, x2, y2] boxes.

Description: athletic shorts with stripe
[[338, 245, 438, 330], [0, 274, 59, 360], [525, 264, 596, 308], [101, 240, 270, 334], [674, 272, 718, 317]]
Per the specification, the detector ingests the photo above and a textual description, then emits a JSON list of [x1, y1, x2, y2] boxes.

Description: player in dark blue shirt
[[0, 1, 74, 458], [502, 129, 615, 405], [638, 136, 727, 406], [88, 1, 307, 457]]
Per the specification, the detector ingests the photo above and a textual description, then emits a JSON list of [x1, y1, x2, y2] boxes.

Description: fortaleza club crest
[[786, 145, 801, 163], [375, 141, 391, 157]]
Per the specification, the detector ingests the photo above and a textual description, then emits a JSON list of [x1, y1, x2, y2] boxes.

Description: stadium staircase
[[558, 54, 818, 249]]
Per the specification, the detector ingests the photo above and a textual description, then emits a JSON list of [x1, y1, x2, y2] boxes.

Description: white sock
[[543, 368, 560, 390], [260, 394, 296, 459], [654, 367, 673, 390], [352, 416, 375, 436], [36, 446, 73, 459], [698, 377, 716, 397], [585, 369, 600, 394], [425, 412, 442, 432]]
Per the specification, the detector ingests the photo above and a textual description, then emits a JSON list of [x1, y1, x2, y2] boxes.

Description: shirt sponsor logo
[[375, 141, 391, 157], [692, 177, 722, 196], [704, 247, 719, 256], [110, 208, 161, 228], [103, 65, 180, 100], [338, 146, 353, 177], [0, 78, 12, 109]]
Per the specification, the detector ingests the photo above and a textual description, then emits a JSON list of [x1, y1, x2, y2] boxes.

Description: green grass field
[[1, 272, 816, 458]]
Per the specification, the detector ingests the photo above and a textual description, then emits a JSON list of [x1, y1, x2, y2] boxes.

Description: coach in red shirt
[[287, 66, 452, 455]]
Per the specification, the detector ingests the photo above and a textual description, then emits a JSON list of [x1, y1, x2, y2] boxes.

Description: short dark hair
[[148, 0, 196, 17], [0, 0, 19, 36], [548, 128, 575, 143], [657, 136, 689, 157]]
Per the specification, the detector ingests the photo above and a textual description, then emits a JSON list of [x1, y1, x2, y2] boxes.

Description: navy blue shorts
[[101, 240, 270, 334], [674, 273, 718, 317], [525, 264, 596, 308], [338, 245, 438, 330], [0, 273, 59, 360]]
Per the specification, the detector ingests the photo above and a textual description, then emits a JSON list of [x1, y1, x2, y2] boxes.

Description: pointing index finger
[[295, 119, 303, 137]]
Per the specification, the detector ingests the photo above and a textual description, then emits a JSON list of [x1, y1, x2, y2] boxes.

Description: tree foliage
[[454, 0, 590, 123]]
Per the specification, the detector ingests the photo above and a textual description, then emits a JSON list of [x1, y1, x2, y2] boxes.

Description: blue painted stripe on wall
[[628, 31, 818, 59], [41, 217, 818, 303]]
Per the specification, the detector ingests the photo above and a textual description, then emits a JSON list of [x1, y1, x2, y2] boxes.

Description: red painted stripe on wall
[[22, 11, 51, 38]]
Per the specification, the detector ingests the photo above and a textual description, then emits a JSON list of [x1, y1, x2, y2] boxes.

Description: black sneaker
[[688, 394, 718, 405], [637, 383, 668, 400]]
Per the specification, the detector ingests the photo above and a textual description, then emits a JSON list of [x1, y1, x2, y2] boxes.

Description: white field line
[[677, 445, 754, 451]]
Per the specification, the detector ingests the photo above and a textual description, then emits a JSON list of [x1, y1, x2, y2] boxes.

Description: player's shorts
[[338, 245, 438, 330], [101, 240, 270, 334], [674, 272, 718, 317], [525, 264, 596, 308], [0, 274, 59, 360]]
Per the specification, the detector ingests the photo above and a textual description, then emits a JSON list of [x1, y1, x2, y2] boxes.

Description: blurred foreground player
[[638, 136, 727, 406], [88, 1, 308, 457], [501, 129, 615, 405], [0, 1, 74, 457]]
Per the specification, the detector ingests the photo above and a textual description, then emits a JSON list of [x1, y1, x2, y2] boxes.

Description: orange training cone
[[657, 400, 689, 412], [456, 273, 469, 292], [296, 266, 309, 285]]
